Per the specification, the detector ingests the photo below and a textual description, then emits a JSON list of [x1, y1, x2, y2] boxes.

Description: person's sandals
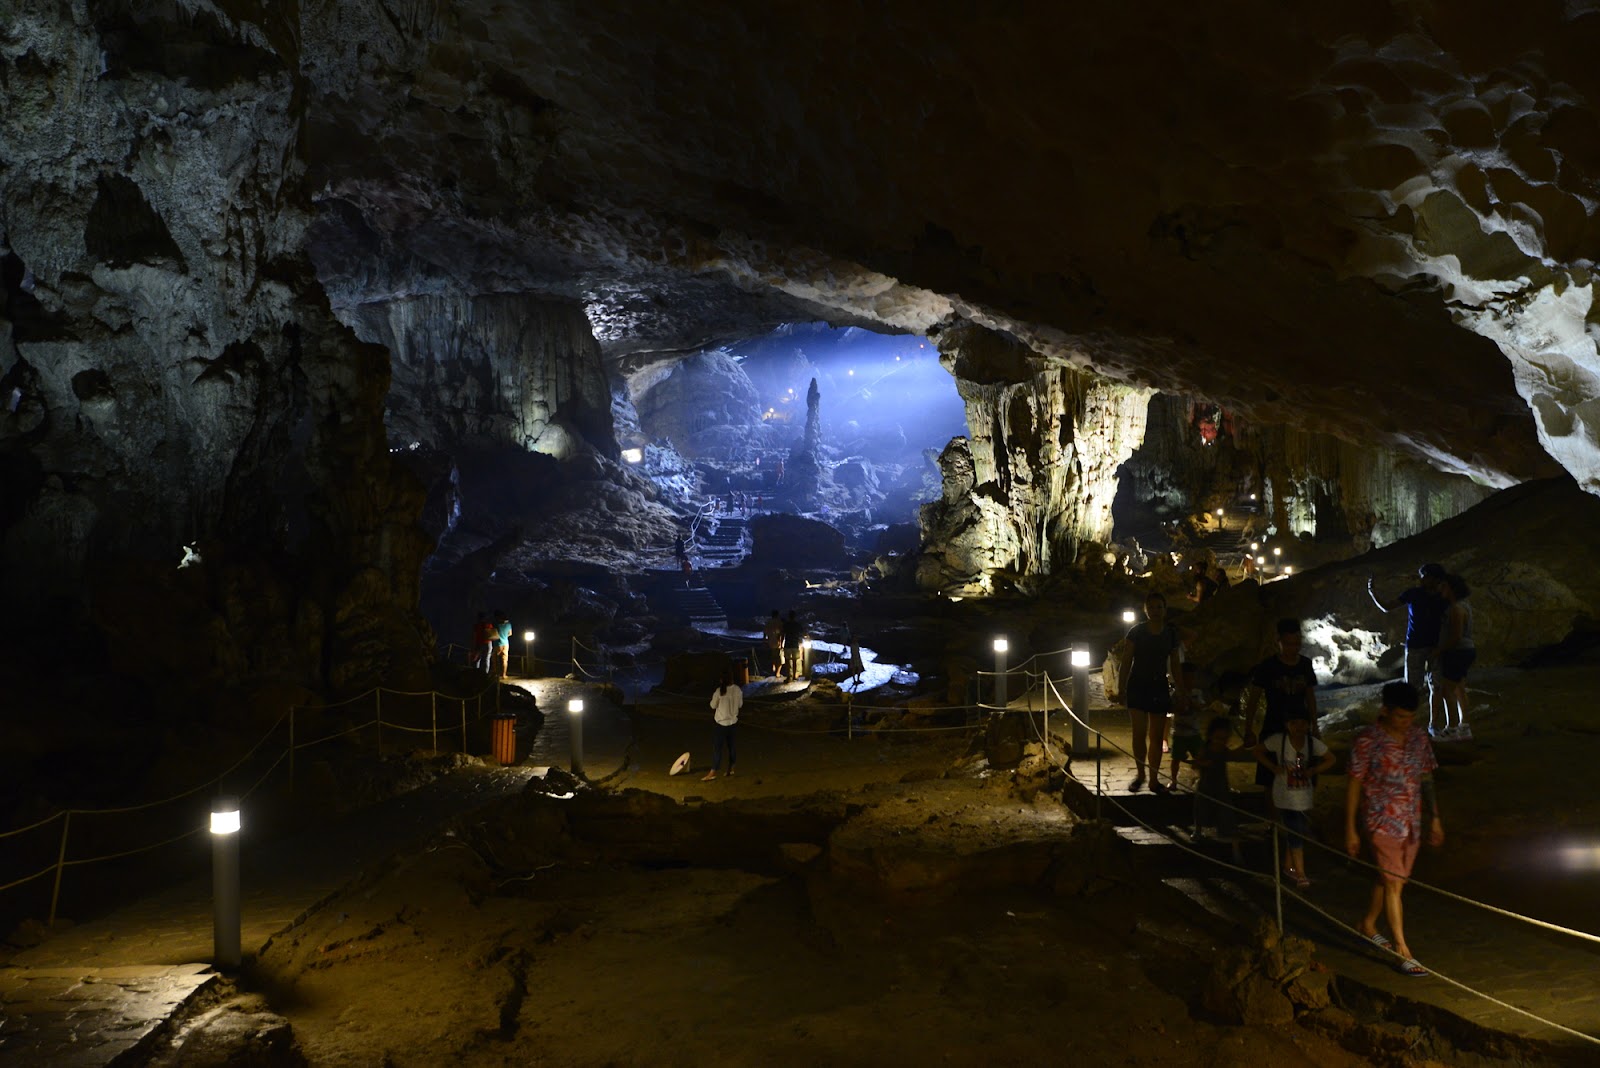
[[701, 771, 717, 782], [1397, 958, 1428, 977], [1362, 931, 1393, 951], [1150, 780, 1171, 795], [1292, 871, 1311, 889], [1130, 775, 1145, 792]]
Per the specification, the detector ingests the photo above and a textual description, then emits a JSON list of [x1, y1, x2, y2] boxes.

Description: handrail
[[1034, 669, 1600, 1044]]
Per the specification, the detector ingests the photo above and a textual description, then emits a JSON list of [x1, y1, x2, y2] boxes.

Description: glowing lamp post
[[1283, 566, 1294, 578], [1121, 609, 1136, 625], [1250, 542, 1260, 552], [993, 638, 1009, 710], [523, 630, 535, 676], [210, 796, 241, 969], [1070, 646, 1091, 752], [567, 698, 585, 777], [621, 447, 643, 464]]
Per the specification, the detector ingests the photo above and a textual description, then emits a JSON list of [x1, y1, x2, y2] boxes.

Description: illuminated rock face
[[0, 2, 427, 691], [343, 294, 615, 460], [1123, 396, 1492, 551], [917, 326, 1150, 591]]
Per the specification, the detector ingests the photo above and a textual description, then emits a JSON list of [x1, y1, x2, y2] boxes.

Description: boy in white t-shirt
[[1252, 709, 1334, 888]]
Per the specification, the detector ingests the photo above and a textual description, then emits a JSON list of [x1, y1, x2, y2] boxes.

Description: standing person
[[1115, 592, 1187, 793], [763, 609, 785, 678], [702, 669, 743, 781], [782, 610, 805, 684], [1368, 564, 1447, 734], [1167, 662, 1205, 789], [1194, 717, 1247, 861], [1241, 619, 1319, 819], [1436, 575, 1475, 740], [1254, 709, 1334, 888], [1345, 681, 1443, 977], [1187, 561, 1218, 605], [471, 612, 494, 673], [490, 610, 511, 678]]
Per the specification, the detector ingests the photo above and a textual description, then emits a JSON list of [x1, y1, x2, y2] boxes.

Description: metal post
[[430, 692, 438, 752], [289, 708, 296, 792], [1071, 645, 1091, 753], [993, 638, 1009, 711], [460, 697, 467, 752], [568, 698, 585, 777], [1272, 824, 1284, 931], [1094, 731, 1102, 823], [211, 797, 241, 969], [47, 811, 70, 927], [846, 692, 853, 740], [375, 689, 383, 756]]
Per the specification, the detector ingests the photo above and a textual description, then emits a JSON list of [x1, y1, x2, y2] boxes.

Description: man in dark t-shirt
[[1243, 619, 1319, 805], [1368, 563, 1446, 733]]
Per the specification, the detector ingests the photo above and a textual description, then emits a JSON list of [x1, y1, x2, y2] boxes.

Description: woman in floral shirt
[[1344, 680, 1444, 977]]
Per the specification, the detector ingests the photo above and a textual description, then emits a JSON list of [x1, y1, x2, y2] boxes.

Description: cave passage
[[631, 321, 965, 530]]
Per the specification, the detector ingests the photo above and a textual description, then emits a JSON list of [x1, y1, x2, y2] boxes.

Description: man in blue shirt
[[1368, 563, 1447, 735]]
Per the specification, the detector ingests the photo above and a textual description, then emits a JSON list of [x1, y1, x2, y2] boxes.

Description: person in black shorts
[[1115, 592, 1188, 793]]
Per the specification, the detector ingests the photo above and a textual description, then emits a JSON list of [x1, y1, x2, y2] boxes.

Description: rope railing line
[[1037, 668, 1600, 953], [61, 824, 208, 867], [0, 863, 63, 895], [0, 809, 66, 840], [80, 711, 294, 817], [290, 718, 380, 751], [238, 749, 288, 802], [1282, 882, 1600, 1048], [1091, 780, 1600, 1046]]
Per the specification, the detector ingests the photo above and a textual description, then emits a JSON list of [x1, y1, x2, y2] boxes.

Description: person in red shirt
[[1345, 680, 1444, 977]]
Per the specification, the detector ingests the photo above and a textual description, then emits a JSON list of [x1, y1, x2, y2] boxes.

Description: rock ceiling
[[7, 1, 1600, 631], [293, 0, 1600, 490]]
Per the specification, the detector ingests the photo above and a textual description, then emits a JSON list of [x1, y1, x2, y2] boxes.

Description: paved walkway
[[1056, 698, 1600, 1057]]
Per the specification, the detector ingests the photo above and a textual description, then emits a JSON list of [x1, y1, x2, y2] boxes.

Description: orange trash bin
[[490, 712, 517, 766], [733, 657, 750, 685]]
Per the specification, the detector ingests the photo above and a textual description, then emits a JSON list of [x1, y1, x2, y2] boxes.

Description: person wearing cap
[[1367, 564, 1447, 734]]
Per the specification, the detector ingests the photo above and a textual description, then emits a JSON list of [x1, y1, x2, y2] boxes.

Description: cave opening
[[626, 322, 963, 532]]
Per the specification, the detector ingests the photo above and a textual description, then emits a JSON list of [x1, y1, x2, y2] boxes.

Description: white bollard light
[[568, 698, 584, 776], [1070, 646, 1091, 752], [210, 796, 241, 969], [993, 637, 1009, 709], [1121, 609, 1136, 625]]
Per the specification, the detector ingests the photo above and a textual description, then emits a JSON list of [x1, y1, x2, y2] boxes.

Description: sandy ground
[[229, 664, 1600, 1067]]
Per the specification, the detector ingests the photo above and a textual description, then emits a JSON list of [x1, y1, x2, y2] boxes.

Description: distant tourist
[[471, 612, 494, 673], [763, 609, 785, 677], [1114, 592, 1187, 793], [782, 610, 805, 683], [491, 610, 511, 678], [1367, 564, 1447, 734], [1253, 707, 1333, 889], [1346, 681, 1443, 977], [1436, 574, 1475, 740], [702, 669, 743, 781]]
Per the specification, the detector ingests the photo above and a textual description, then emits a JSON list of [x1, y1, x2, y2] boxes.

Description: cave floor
[[4, 667, 1600, 1066]]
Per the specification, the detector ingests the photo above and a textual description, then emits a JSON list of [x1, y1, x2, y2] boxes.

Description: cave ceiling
[[13, 0, 1600, 493]]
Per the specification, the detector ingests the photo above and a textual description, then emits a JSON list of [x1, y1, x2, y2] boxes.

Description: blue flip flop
[[1397, 957, 1428, 977]]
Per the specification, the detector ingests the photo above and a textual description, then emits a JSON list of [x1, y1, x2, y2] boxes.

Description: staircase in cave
[[696, 515, 748, 566], [671, 585, 728, 628]]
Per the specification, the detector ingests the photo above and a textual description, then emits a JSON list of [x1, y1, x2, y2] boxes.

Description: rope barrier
[[0, 809, 66, 841], [1043, 669, 1600, 1041]]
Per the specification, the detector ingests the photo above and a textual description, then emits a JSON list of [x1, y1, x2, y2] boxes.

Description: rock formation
[[917, 325, 1150, 592]]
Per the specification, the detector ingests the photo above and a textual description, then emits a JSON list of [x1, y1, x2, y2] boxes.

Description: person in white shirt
[[703, 670, 744, 781], [1253, 709, 1334, 888]]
